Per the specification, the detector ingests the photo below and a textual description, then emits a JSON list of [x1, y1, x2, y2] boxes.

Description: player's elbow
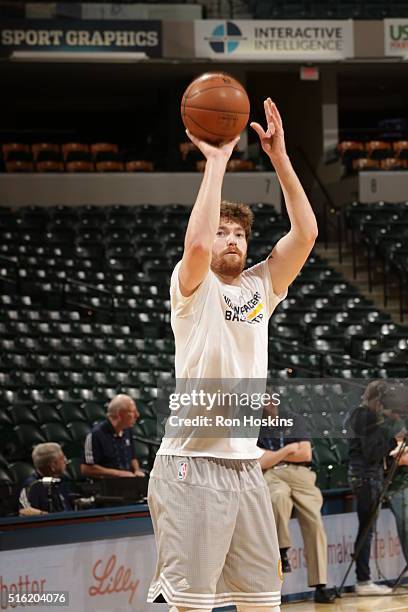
[[302, 226, 318, 243], [309, 226, 318, 242]]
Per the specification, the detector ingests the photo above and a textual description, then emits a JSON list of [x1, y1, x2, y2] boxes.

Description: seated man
[[19, 442, 72, 515], [80, 394, 145, 479], [258, 400, 336, 604]]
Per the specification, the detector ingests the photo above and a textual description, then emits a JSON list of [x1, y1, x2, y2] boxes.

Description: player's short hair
[[32, 442, 63, 471], [220, 201, 254, 240]]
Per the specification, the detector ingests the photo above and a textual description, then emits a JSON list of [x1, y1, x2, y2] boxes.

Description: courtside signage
[[0, 20, 162, 57], [194, 20, 354, 61], [385, 19, 408, 58]]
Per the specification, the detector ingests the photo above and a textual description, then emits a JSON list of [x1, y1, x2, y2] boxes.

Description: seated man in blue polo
[[19, 442, 73, 515], [80, 394, 145, 478]]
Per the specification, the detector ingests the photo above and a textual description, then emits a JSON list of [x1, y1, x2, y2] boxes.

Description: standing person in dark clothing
[[348, 380, 402, 596]]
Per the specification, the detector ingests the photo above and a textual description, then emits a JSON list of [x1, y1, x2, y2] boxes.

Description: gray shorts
[[147, 455, 282, 609]]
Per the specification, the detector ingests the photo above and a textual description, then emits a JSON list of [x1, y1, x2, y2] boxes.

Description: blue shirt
[[257, 411, 310, 459], [82, 419, 136, 471], [19, 471, 73, 512]]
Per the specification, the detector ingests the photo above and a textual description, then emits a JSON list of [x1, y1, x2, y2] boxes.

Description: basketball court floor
[[283, 590, 408, 611]]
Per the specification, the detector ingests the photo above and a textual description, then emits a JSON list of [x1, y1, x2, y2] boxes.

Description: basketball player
[[147, 98, 318, 611]]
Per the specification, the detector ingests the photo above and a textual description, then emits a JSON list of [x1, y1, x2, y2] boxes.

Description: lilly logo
[[89, 554, 140, 604], [206, 21, 245, 54]]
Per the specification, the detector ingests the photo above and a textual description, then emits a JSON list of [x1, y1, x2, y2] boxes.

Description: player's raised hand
[[186, 129, 240, 162], [250, 98, 287, 162]]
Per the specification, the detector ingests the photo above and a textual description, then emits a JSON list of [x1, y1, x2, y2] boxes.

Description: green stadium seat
[[34, 403, 62, 424], [40, 423, 72, 447], [59, 402, 87, 424], [133, 439, 150, 470], [82, 401, 106, 424], [64, 456, 83, 480], [7, 461, 34, 485], [11, 424, 47, 460], [7, 404, 38, 426], [0, 466, 13, 484], [65, 421, 92, 456]]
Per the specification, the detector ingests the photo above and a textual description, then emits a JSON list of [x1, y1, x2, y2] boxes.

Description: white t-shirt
[[157, 259, 287, 459]]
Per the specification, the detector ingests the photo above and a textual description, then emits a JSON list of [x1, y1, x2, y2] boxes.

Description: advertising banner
[[0, 510, 404, 610], [194, 20, 354, 61], [0, 534, 167, 612], [0, 20, 162, 57], [385, 19, 408, 58], [282, 508, 405, 595]]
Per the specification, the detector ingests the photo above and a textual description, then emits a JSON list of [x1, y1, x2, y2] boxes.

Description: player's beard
[[211, 250, 246, 278]]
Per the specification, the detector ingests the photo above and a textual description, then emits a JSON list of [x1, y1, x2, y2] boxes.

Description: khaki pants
[[263, 465, 327, 586]]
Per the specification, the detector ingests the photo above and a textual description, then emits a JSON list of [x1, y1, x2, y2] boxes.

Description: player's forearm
[[184, 157, 227, 251], [271, 155, 318, 242]]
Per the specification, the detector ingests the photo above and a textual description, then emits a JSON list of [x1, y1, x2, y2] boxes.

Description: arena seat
[[81, 401, 106, 424], [394, 140, 408, 160], [36, 160, 64, 173], [8, 404, 38, 426], [40, 423, 73, 448], [58, 402, 86, 424], [380, 158, 408, 171], [95, 161, 124, 172], [126, 160, 154, 172], [32, 143, 61, 163], [62, 143, 91, 163], [33, 403, 62, 424], [337, 141, 366, 164], [2, 143, 32, 163], [352, 158, 379, 171], [133, 440, 151, 470], [0, 466, 13, 484], [227, 160, 255, 172], [7, 461, 35, 486], [10, 425, 47, 460], [5, 160, 34, 172], [66, 161, 94, 172], [90, 143, 119, 161], [65, 421, 92, 456], [2, 203, 408, 489]]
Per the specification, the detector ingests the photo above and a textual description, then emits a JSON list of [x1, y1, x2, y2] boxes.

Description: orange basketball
[[181, 72, 250, 145]]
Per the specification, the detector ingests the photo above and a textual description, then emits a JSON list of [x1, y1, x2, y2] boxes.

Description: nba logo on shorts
[[177, 461, 188, 481]]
